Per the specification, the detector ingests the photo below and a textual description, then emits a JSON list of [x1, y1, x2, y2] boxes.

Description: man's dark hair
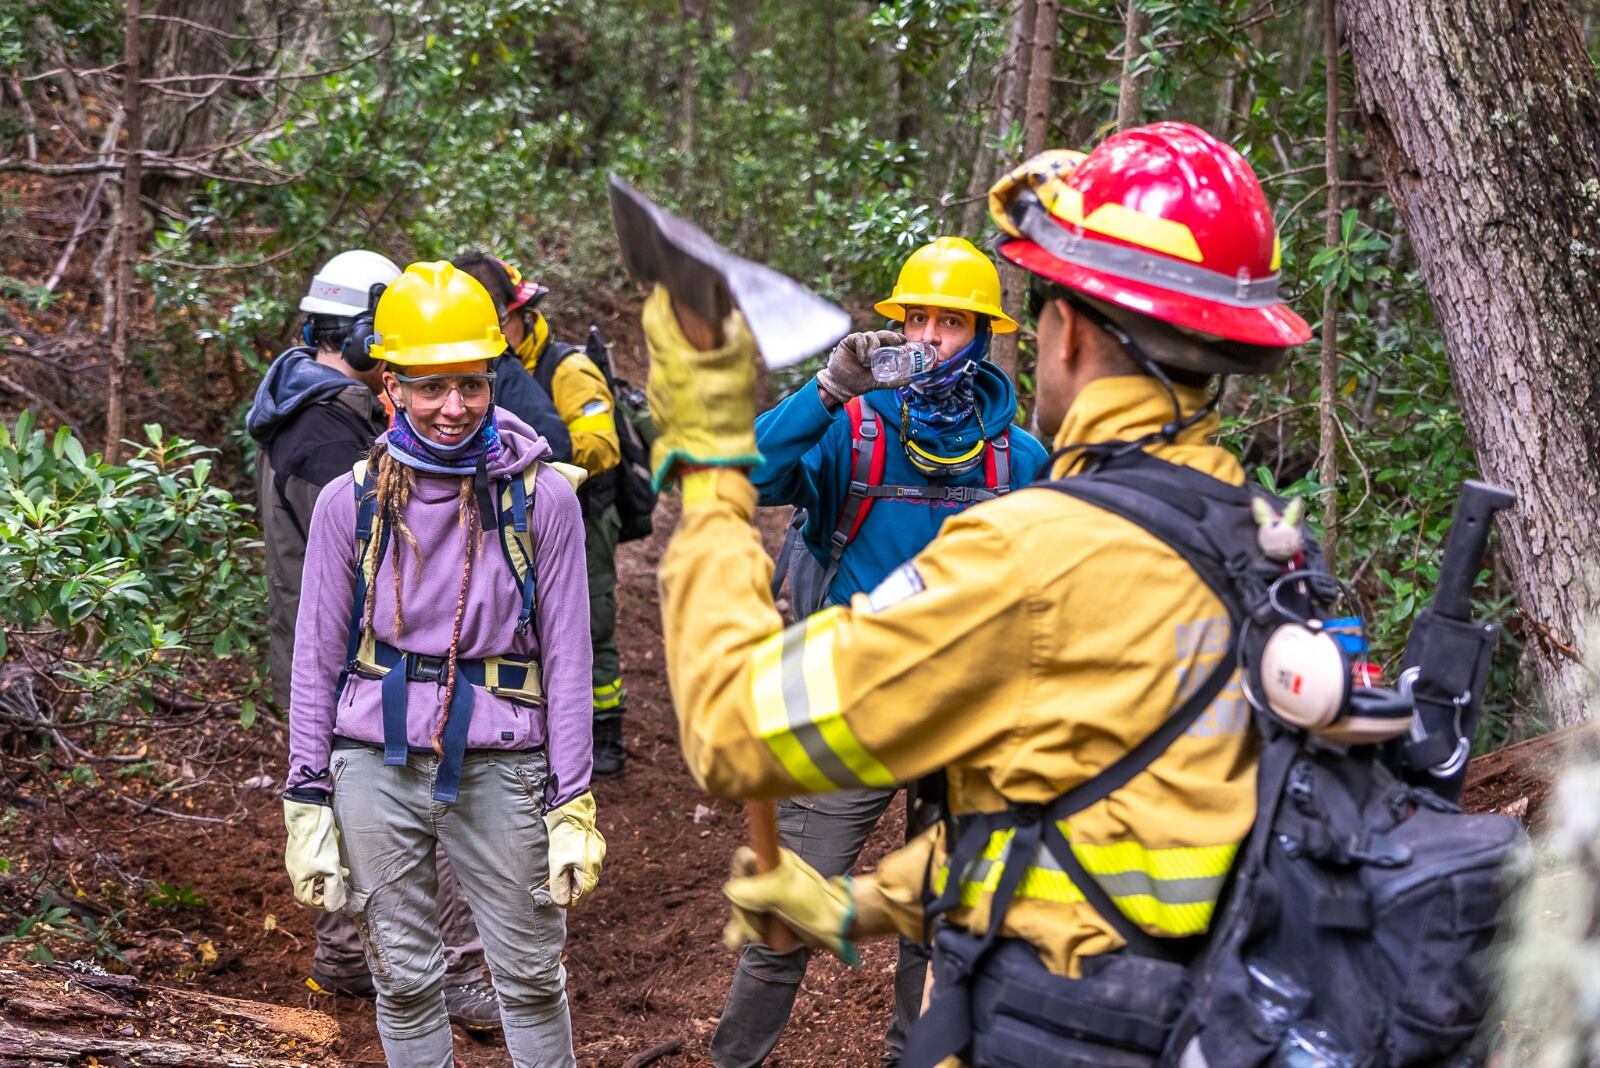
[[452, 249, 515, 317], [305, 314, 354, 352]]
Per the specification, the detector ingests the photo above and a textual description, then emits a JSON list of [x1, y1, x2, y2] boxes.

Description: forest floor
[[0, 486, 912, 1067]]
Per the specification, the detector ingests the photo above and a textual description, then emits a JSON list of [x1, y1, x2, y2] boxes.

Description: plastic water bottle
[[871, 342, 938, 385], [1275, 1021, 1357, 1067], [1246, 960, 1312, 1033]]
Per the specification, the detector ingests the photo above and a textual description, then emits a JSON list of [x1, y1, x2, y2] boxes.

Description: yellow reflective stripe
[[569, 411, 615, 434], [1044, 186, 1205, 264], [593, 679, 624, 710], [748, 609, 895, 791], [802, 611, 896, 789], [1071, 838, 1238, 884], [1105, 895, 1217, 935], [750, 627, 835, 792], [951, 828, 1235, 936]]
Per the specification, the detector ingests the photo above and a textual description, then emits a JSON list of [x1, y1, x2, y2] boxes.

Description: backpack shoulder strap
[[495, 465, 541, 635], [984, 429, 1011, 494], [343, 459, 384, 683], [825, 398, 887, 574], [531, 339, 580, 398]]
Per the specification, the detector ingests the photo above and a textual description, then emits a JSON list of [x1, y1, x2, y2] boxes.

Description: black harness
[[903, 449, 1304, 1068]]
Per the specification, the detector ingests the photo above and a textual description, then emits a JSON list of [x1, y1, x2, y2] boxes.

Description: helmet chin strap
[[1043, 295, 1226, 474]]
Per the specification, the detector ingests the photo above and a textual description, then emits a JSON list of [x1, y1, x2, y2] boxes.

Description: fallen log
[[0, 962, 339, 1067]]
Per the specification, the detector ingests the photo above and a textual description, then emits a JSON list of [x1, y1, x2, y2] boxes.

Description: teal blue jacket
[[752, 364, 1049, 605]]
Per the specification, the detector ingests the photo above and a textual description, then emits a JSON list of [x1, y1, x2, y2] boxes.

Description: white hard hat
[[299, 250, 402, 316]]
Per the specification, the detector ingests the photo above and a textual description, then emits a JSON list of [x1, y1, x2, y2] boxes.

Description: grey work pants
[[711, 785, 934, 1068], [331, 746, 575, 1068], [313, 846, 484, 984]]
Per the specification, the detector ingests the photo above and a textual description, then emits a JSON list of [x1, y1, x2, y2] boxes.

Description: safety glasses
[[394, 372, 497, 404]]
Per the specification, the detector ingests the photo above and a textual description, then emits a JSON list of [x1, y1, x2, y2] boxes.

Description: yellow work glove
[[987, 148, 1090, 237], [640, 284, 763, 491], [544, 791, 606, 908], [722, 846, 859, 966], [283, 798, 347, 912]]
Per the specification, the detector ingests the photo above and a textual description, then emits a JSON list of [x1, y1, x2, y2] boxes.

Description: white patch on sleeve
[[865, 562, 926, 614], [581, 399, 609, 417]]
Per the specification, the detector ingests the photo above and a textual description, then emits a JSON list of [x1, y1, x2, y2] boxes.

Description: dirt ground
[[0, 478, 912, 1067]]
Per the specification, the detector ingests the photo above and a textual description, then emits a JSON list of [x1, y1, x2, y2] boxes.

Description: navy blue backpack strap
[[341, 462, 385, 693], [501, 470, 539, 634]]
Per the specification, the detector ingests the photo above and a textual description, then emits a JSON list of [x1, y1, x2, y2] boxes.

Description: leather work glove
[[544, 791, 606, 908], [816, 329, 905, 405], [641, 284, 763, 491], [722, 846, 859, 966], [988, 148, 1090, 237], [283, 797, 347, 912]]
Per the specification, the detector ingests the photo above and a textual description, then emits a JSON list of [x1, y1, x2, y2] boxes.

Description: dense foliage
[[3, 0, 1569, 741], [0, 413, 264, 735]]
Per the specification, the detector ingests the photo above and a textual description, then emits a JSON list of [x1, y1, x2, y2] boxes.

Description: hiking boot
[[593, 716, 626, 778], [444, 978, 502, 1032], [305, 970, 376, 1000]]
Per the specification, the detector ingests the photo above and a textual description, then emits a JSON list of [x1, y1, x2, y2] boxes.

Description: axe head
[[608, 176, 851, 369]]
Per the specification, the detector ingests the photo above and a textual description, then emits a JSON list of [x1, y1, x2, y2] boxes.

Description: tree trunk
[[961, 0, 1035, 237], [0, 962, 340, 1065], [1318, 0, 1341, 562], [1345, 0, 1600, 725], [105, 0, 143, 463], [1116, 0, 1148, 130], [992, 0, 1057, 383]]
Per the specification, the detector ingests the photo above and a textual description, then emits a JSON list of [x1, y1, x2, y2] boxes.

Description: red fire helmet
[[995, 122, 1311, 348]]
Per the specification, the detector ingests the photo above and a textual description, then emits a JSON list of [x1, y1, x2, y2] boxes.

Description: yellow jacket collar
[[515, 313, 551, 371], [1050, 375, 1220, 478]]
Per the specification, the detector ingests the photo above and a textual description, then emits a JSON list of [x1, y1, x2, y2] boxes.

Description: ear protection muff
[[341, 282, 387, 373], [302, 318, 315, 348], [1253, 622, 1350, 731]]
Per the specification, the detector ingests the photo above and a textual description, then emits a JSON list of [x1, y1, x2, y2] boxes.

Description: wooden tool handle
[[673, 296, 725, 351], [746, 801, 798, 953]]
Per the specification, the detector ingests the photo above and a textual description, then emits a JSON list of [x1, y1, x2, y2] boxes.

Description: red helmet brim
[[1000, 238, 1312, 348]]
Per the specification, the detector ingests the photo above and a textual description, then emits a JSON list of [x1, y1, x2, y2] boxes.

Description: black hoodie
[[247, 347, 386, 708]]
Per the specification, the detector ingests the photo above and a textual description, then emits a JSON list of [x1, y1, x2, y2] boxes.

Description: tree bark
[[992, 0, 1057, 383], [1318, 0, 1341, 562], [1345, 0, 1600, 725], [1116, 0, 1148, 130], [961, 0, 1035, 237], [105, 0, 143, 463]]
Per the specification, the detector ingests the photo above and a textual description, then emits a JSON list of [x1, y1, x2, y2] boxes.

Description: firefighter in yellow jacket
[[642, 122, 1314, 1068], [453, 252, 632, 777]]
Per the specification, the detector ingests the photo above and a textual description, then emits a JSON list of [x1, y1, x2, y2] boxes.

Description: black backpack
[[531, 326, 657, 543], [902, 449, 1525, 1068]]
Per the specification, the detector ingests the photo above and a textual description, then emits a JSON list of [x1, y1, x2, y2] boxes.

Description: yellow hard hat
[[873, 237, 1019, 334], [369, 261, 507, 368]]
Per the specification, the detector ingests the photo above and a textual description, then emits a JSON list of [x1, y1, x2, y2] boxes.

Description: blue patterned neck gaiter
[[385, 407, 502, 476], [896, 320, 991, 430]]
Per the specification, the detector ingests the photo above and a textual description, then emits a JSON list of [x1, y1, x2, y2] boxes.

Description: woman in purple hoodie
[[280, 261, 604, 1068]]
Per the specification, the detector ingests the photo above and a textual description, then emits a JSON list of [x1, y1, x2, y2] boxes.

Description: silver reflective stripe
[[1014, 199, 1284, 308], [777, 624, 865, 789]]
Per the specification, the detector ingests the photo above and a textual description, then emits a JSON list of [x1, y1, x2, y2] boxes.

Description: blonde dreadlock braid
[[433, 476, 481, 755], [360, 446, 423, 641]]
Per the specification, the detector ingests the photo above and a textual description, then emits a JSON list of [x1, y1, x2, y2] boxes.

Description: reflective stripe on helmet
[[750, 608, 898, 792], [1042, 184, 1205, 263], [1013, 197, 1285, 310], [932, 823, 1237, 936]]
